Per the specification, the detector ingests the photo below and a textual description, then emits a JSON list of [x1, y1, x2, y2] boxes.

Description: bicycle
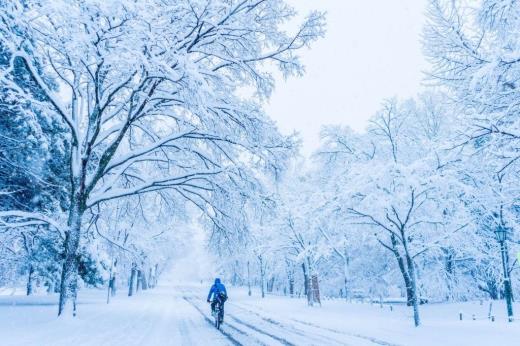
[[210, 293, 226, 329]]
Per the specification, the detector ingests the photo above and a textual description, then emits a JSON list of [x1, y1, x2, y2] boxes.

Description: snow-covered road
[[0, 285, 231, 346], [183, 292, 394, 346], [2, 284, 518, 346], [0, 284, 399, 346]]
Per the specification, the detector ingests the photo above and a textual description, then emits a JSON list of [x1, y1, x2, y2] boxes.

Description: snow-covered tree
[[0, 0, 324, 316]]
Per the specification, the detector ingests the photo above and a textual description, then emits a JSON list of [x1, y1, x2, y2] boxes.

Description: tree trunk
[[402, 234, 420, 327], [267, 277, 275, 293], [128, 263, 137, 296], [136, 269, 142, 292], [141, 268, 148, 290], [110, 276, 116, 296], [390, 234, 413, 306], [111, 259, 117, 296], [58, 204, 83, 317], [247, 261, 252, 296], [302, 262, 309, 298], [304, 259, 314, 306], [154, 263, 159, 287], [259, 256, 265, 298], [443, 248, 454, 301], [343, 254, 349, 301], [311, 274, 321, 306], [26, 265, 34, 296], [288, 270, 294, 297]]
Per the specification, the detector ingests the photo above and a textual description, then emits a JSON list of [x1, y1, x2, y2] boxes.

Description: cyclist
[[207, 278, 228, 319]]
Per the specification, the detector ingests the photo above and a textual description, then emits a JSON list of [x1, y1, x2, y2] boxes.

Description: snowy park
[[2, 0, 520, 345]]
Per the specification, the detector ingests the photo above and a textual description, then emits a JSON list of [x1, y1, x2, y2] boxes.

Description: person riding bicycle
[[207, 278, 227, 318]]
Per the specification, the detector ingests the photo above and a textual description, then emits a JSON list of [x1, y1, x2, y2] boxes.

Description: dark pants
[[211, 299, 225, 317]]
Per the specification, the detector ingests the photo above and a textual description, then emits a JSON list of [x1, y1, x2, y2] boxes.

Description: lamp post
[[495, 224, 514, 322]]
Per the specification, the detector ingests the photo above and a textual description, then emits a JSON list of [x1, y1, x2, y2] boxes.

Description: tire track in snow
[[232, 302, 401, 346], [289, 318, 401, 346], [225, 314, 296, 346], [182, 296, 248, 346], [228, 302, 349, 346]]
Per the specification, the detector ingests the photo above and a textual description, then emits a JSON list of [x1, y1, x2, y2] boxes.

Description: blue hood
[[214, 278, 221, 284]]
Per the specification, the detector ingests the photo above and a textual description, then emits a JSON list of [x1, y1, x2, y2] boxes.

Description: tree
[[425, 0, 520, 316], [0, 0, 324, 316], [317, 96, 470, 326]]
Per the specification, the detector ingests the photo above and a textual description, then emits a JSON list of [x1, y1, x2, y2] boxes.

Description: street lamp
[[495, 224, 514, 322]]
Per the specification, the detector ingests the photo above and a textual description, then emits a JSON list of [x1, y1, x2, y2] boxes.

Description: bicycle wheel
[[215, 310, 220, 329]]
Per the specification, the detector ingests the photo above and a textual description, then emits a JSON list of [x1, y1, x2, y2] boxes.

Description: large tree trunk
[[58, 204, 83, 317]]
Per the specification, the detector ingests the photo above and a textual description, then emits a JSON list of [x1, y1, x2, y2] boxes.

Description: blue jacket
[[207, 278, 227, 301]]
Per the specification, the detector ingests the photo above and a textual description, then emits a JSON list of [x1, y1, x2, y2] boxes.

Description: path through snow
[[1, 283, 518, 346]]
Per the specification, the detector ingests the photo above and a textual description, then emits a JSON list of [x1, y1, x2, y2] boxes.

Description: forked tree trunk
[[58, 203, 83, 317]]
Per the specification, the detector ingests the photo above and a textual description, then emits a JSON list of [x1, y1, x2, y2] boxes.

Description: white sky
[[265, 0, 429, 155]]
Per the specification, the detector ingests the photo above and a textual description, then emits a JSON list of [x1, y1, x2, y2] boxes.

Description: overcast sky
[[265, 0, 429, 155]]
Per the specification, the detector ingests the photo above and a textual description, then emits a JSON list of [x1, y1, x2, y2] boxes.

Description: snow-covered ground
[[0, 282, 519, 346]]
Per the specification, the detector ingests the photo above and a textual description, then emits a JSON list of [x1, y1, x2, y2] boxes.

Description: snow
[[0, 284, 229, 346], [0, 283, 519, 346]]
